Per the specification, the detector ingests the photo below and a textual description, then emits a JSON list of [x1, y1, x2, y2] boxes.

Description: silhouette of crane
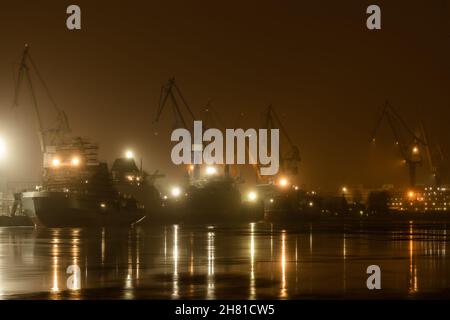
[[370, 101, 427, 187], [13, 44, 71, 153], [263, 105, 301, 179]]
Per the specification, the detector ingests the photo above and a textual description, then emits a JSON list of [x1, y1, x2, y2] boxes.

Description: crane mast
[[263, 105, 301, 180], [155, 77, 196, 128], [371, 101, 427, 188], [418, 122, 446, 186], [154, 78, 201, 181], [13, 45, 46, 153], [13, 44, 71, 155]]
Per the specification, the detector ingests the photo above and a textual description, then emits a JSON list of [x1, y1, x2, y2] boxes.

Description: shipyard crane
[[263, 105, 301, 181], [13, 44, 71, 153], [154, 78, 201, 181], [418, 123, 447, 186], [201, 100, 244, 181], [370, 100, 427, 187], [154, 77, 196, 129]]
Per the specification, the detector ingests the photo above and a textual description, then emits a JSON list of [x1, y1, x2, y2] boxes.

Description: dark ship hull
[[22, 191, 145, 227], [261, 187, 321, 222], [154, 179, 264, 224]]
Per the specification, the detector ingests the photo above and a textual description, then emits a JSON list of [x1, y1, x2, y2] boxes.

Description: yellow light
[[52, 158, 60, 167], [71, 157, 80, 166], [412, 146, 419, 154], [171, 187, 182, 198], [205, 166, 217, 175], [125, 150, 134, 159], [342, 187, 347, 193], [0, 137, 6, 159], [278, 178, 289, 187], [408, 191, 415, 199], [247, 191, 257, 202], [100, 203, 106, 208], [189, 165, 194, 171], [127, 175, 134, 181], [270, 198, 274, 203], [308, 201, 314, 207]]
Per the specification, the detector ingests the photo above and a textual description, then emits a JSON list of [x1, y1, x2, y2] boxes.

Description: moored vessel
[[21, 138, 146, 227]]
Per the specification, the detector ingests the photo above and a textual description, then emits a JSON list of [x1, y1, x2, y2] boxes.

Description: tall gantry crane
[[154, 78, 201, 181], [13, 44, 71, 153], [418, 122, 446, 186], [370, 101, 427, 188], [261, 105, 301, 184], [155, 77, 196, 129], [254, 105, 301, 183]]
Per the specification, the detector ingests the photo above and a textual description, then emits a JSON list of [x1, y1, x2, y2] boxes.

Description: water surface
[[0, 221, 449, 299]]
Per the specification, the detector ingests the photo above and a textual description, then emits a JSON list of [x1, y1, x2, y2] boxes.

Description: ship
[[111, 156, 163, 218], [154, 164, 264, 224], [185, 174, 243, 222], [21, 138, 146, 227], [13, 45, 146, 227]]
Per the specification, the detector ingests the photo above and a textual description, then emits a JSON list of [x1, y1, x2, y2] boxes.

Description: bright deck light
[[205, 166, 217, 175], [278, 178, 289, 187], [71, 157, 80, 166], [125, 150, 134, 159], [171, 187, 182, 198], [52, 158, 60, 167], [247, 191, 257, 201]]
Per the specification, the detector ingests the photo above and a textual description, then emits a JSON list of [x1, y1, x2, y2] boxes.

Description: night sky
[[0, 0, 449, 190]]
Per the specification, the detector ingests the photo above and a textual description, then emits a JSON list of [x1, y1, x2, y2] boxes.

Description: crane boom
[[13, 44, 71, 154], [13, 45, 46, 153], [371, 100, 427, 187], [264, 105, 300, 177], [155, 77, 196, 128]]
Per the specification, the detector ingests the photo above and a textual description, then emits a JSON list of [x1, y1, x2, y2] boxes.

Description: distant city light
[[342, 187, 348, 193], [125, 150, 134, 159]]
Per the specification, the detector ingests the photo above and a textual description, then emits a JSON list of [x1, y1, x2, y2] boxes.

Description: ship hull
[[21, 191, 145, 227]]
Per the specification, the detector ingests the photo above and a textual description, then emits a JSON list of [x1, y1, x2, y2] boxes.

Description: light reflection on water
[[0, 221, 449, 299]]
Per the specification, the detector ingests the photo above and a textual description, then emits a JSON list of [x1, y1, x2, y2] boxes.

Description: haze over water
[[0, 221, 449, 299]]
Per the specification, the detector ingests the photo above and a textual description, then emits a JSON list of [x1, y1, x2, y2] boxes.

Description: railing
[[0, 199, 14, 216]]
